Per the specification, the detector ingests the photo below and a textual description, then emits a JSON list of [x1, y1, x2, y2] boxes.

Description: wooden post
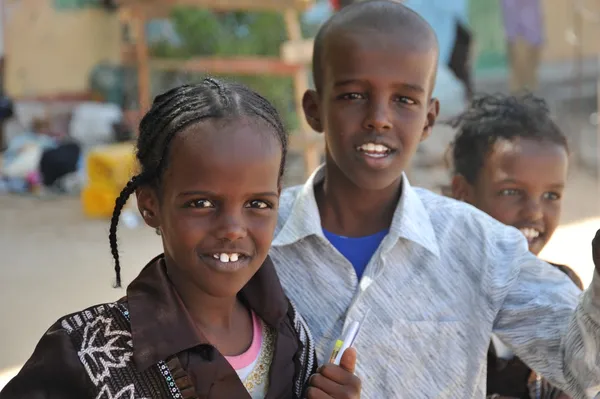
[[283, 9, 320, 178], [597, 52, 600, 213], [132, 6, 151, 114]]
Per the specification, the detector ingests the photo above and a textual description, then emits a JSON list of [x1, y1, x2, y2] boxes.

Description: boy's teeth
[[358, 143, 390, 154], [519, 228, 540, 240], [212, 253, 241, 263]]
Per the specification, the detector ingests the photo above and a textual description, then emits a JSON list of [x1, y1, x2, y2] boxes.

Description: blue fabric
[[403, 0, 469, 65], [3, 132, 57, 165], [323, 228, 388, 280]]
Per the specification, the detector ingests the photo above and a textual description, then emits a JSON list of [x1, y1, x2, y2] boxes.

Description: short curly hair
[[447, 92, 568, 184]]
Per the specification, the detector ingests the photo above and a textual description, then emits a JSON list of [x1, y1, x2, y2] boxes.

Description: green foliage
[[149, 7, 300, 130], [54, 0, 100, 10]]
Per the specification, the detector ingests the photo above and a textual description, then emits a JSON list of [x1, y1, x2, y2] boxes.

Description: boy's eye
[[339, 93, 364, 100], [187, 199, 214, 208], [245, 200, 271, 209], [499, 189, 520, 196], [543, 192, 561, 201], [395, 96, 416, 105]]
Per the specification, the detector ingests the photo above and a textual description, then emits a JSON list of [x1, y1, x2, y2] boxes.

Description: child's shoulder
[[53, 300, 130, 337], [547, 261, 584, 290], [413, 187, 502, 228], [276, 184, 305, 230], [413, 187, 528, 250]]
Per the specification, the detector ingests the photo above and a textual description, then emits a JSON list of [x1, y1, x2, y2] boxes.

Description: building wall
[[4, 0, 120, 98], [2, 0, 598, 98], [542, 0, 600, 62], [470, 0, 600, 72]]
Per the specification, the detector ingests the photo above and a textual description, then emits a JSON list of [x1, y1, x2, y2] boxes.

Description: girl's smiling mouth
[[201, 252, 252, 273]]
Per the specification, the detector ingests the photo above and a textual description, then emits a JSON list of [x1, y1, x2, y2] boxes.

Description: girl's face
[[452, 137, 568, 255], [138, 117, 282, 298]]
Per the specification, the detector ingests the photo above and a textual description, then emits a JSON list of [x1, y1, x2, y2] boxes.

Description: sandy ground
[[0, 166, 598, 389]]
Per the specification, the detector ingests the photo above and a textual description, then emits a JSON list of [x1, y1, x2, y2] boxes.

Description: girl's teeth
[[213, 253, 242, 263]]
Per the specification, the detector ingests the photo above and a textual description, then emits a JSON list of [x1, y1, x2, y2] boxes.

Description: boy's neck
[[316, 164, 402, 237]]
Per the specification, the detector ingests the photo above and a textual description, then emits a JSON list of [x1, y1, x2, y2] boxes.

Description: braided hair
[[109, 78, 288, 287], [447, 92, 567, 184]]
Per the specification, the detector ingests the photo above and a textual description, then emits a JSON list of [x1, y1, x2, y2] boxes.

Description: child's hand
[[593, 229, 600, 272], [306, 348, 361, 398]]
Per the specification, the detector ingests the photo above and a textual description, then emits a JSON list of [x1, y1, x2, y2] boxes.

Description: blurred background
[[0, 0, 599, 388]]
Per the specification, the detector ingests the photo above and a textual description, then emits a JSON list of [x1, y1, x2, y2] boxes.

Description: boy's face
[[453, 138, 568, 255], [303, 30, 439, 190]]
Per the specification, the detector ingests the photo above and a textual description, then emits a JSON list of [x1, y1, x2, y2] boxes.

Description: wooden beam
[[132, 6, 151, 113], [117, 0, 314, 18], [289, 130, 323, 151], [281, 39, 314, 65], [283, 9, 320, 178], [123, 55, 302, 76]]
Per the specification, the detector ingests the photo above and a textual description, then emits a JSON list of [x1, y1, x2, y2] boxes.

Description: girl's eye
[[499, 189, 520, 196], [339, 93, 364, 100], [188, 199, 214, 208], [245, 200, 271, 209], [543, 192, 561, 201]]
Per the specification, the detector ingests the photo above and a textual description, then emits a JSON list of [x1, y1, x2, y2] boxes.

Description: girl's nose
[[215, 213, 247, 241]]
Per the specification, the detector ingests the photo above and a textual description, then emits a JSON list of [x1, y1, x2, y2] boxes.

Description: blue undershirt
[[323, 228, 389, 280]]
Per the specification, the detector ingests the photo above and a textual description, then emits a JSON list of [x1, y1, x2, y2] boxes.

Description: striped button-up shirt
[[271, 166, 600, 398]]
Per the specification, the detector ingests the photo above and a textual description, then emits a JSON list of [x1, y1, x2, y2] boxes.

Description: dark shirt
[[0, 255, 315, 398]]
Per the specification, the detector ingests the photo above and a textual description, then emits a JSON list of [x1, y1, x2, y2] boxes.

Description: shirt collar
[[127, 254, 289, 371], [273, 164, 440, 258]]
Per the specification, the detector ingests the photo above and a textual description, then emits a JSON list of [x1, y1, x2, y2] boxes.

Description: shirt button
[[359, 276, 373, 291]]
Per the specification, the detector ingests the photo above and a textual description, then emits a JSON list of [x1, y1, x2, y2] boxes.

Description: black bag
[[39, 142, 81, 187], [0, 95, 14, 121], [448, 21, 474, 101]]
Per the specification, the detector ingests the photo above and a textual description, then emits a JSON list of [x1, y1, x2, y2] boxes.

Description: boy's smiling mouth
[[354, 140, 397, 169], [518, 227, 544, 245], [356, 142, 393, 158]]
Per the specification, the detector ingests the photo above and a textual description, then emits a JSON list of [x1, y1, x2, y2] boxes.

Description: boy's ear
[[136, 186, 161, 229], [302, 89, 324, 133], [421, 97, 440, 142], [451, 174, 474, 202]]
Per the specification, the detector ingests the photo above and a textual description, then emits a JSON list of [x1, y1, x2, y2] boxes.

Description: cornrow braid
[[447, 92, 567, 184], [108, 78, 288, 287], [109, 174, 142, 288], [205, 77, 230, 108]]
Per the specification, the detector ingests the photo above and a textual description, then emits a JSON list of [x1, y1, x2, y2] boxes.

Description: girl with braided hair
[[1, 79, 361, 399], [448, 92, 582, 399]]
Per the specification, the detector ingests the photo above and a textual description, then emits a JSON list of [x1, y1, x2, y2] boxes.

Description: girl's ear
[[136, 186, 161, 229]]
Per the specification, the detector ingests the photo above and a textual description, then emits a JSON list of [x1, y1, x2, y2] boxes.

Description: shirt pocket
[[384, 320, 471, 398]]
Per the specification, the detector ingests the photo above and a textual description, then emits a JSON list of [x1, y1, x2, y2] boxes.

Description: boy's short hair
[[447, 92, 568, 184], [312, 0, 438, 93]]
